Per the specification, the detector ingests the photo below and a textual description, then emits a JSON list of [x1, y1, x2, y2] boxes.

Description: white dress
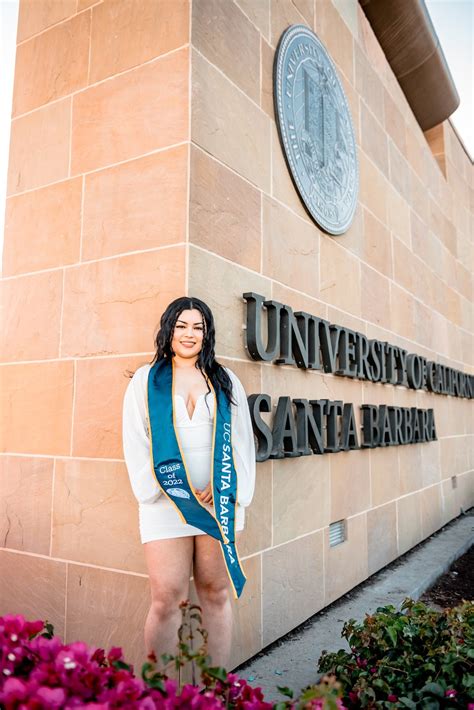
[[122, 364, 256, 543]]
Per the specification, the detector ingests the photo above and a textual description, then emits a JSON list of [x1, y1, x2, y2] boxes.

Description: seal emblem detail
[[274, 25, 358, 235]]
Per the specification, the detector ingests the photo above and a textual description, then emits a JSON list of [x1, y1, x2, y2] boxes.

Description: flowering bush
[[318, 599, 474, 709], [0, 604, 345, 709]]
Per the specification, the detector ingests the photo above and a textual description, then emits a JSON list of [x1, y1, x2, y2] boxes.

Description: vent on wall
[[329, 520, 346, 547]]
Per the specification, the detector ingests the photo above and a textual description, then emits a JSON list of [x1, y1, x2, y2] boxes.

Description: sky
[[0, 0, 472, 272], [426, 0, 474, 160]]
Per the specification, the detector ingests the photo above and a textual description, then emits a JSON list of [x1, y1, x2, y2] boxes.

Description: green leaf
[[277, 686, 294, 698], [273, 703, 288, 710], [387, 626, 398, 646], [207, 666, 228, 682], [420, 682, 445, 697]]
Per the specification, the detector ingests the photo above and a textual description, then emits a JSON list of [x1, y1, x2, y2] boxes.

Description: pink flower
[[387, 694, 398, 702], [35, 686, 66, 707], [445, 689, 457, 698]]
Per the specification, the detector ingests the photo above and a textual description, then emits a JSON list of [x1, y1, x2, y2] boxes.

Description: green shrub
[[318, 599, 473, 709]]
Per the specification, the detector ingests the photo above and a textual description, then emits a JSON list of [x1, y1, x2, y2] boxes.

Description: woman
[[122, 296, 256, 669]]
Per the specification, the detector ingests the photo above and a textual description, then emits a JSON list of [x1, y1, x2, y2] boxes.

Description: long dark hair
[[152, 296, 235, 405]]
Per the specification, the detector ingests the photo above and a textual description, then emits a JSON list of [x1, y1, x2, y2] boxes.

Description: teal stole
[[146, 359, 246, 598]]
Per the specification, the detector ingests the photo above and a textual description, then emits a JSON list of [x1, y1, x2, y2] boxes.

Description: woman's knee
[[149, 579, 189, 617], [196, 580, 230, 609]]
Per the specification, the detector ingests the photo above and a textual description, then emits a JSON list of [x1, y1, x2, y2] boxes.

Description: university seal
[[274, 25, 358, 235]]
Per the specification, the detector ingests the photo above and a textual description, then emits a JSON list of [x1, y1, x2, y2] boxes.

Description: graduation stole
[[146, 358, 246, 598]]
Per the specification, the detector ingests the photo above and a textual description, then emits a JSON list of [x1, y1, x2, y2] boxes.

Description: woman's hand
[[196, 483, 213, 505]]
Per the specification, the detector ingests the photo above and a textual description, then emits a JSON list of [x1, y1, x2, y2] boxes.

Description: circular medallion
[[274, 25, 359, 235]]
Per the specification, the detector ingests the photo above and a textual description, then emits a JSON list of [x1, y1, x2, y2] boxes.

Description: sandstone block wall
[[1, 0, 472, 669]]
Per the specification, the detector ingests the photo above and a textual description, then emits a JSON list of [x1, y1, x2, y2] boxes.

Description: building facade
[[1, 0, 472, 670]]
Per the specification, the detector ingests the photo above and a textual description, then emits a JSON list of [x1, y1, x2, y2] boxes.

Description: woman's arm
[[122, 365, 162, 504], [227, 369, 256, 508]]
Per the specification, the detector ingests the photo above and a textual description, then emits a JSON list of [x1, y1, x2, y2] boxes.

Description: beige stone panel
[[193, 0, 260, 103], [72, 356, 145, 459], [238, 461, 272, 557], [229, 555, 262, 667], [263, 196, 319, 297], [454, 262, 472, 302], [362, 381, 394, 407], [3, 178, 81, 276], [320, 236, 361, 316], [188, 247, 271, 359], [393, 236, 415, 296], [193, 52, 270, 192], [66, 565, 149, 670], [326, 305, 366, 335], [52, 459, 145, 573], [421, 440, 441, 488], [413, 300, 434, 352], [0, 550, 66, 636], [390, 283, 416, 342], [61, 247, 184, 357], [371, 446, 399, 507], [271, 124, 312, 222], [389, 141, 410, 202], [440, 436, 470, 480], [457, 470, 474, 512], [410, 170, 430, 227], [357, 5, 390, 91], [420, 484, 442, 538], [383, 89, 407, 156], [361, 264, 391, 329], [0, 456, 53, 555], [83, 145, 187, 261], [359, 151, 387, 224], [13, 12, 89, 117], [295, 0, 315, 25], [367, 501, 397, 576], [406, 128, 426, 182], [17, 0, 76, 42], [78, 0, 97, 8], [332, 0, 359, 38], [72, 49, 189, 174], [396, 492, 422, 555], [386, 185, 410, 246], [361, 103, 388, 176], [219, 357, 262, 395], [331, 450, 370, 521], [90, 0, 188, 83], [273, 456, 330, 545], [398, 445, 423, 496], [7, 98, 70, 195], [236, 0, 270, 38], [335, 203, 364, 260], [261, 360, 323, 401], [441, 478, 460, 527], [0, 270, 62, 362], [322, 374, 363, 418], [325, 512, 368, 604], [261, 37, 274, 117], [272, 283, 328, 322], [0, 362, 73, 455], [190, 146, 261, 272], [340, 70, 360, 144], [263, 531, 324, 645], [315, 0, 354, 83], [362, 209, 392, 278], [271, 0, 308, 47], [354, 45, 384, 121]]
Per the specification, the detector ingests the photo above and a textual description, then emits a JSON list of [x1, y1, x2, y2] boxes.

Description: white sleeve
[[227, 369, 256, 508], [122, 366, 162, 505]]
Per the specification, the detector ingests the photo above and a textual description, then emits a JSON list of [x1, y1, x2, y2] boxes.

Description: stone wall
[[1, 0, 472, 670]]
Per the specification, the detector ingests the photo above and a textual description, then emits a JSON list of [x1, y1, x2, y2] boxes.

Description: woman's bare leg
[[193, 534, 234, 669], [143, 536, 194, 665]]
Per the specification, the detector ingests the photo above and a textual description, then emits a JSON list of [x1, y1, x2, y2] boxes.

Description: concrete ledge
[[236, 512, 473, 702]]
